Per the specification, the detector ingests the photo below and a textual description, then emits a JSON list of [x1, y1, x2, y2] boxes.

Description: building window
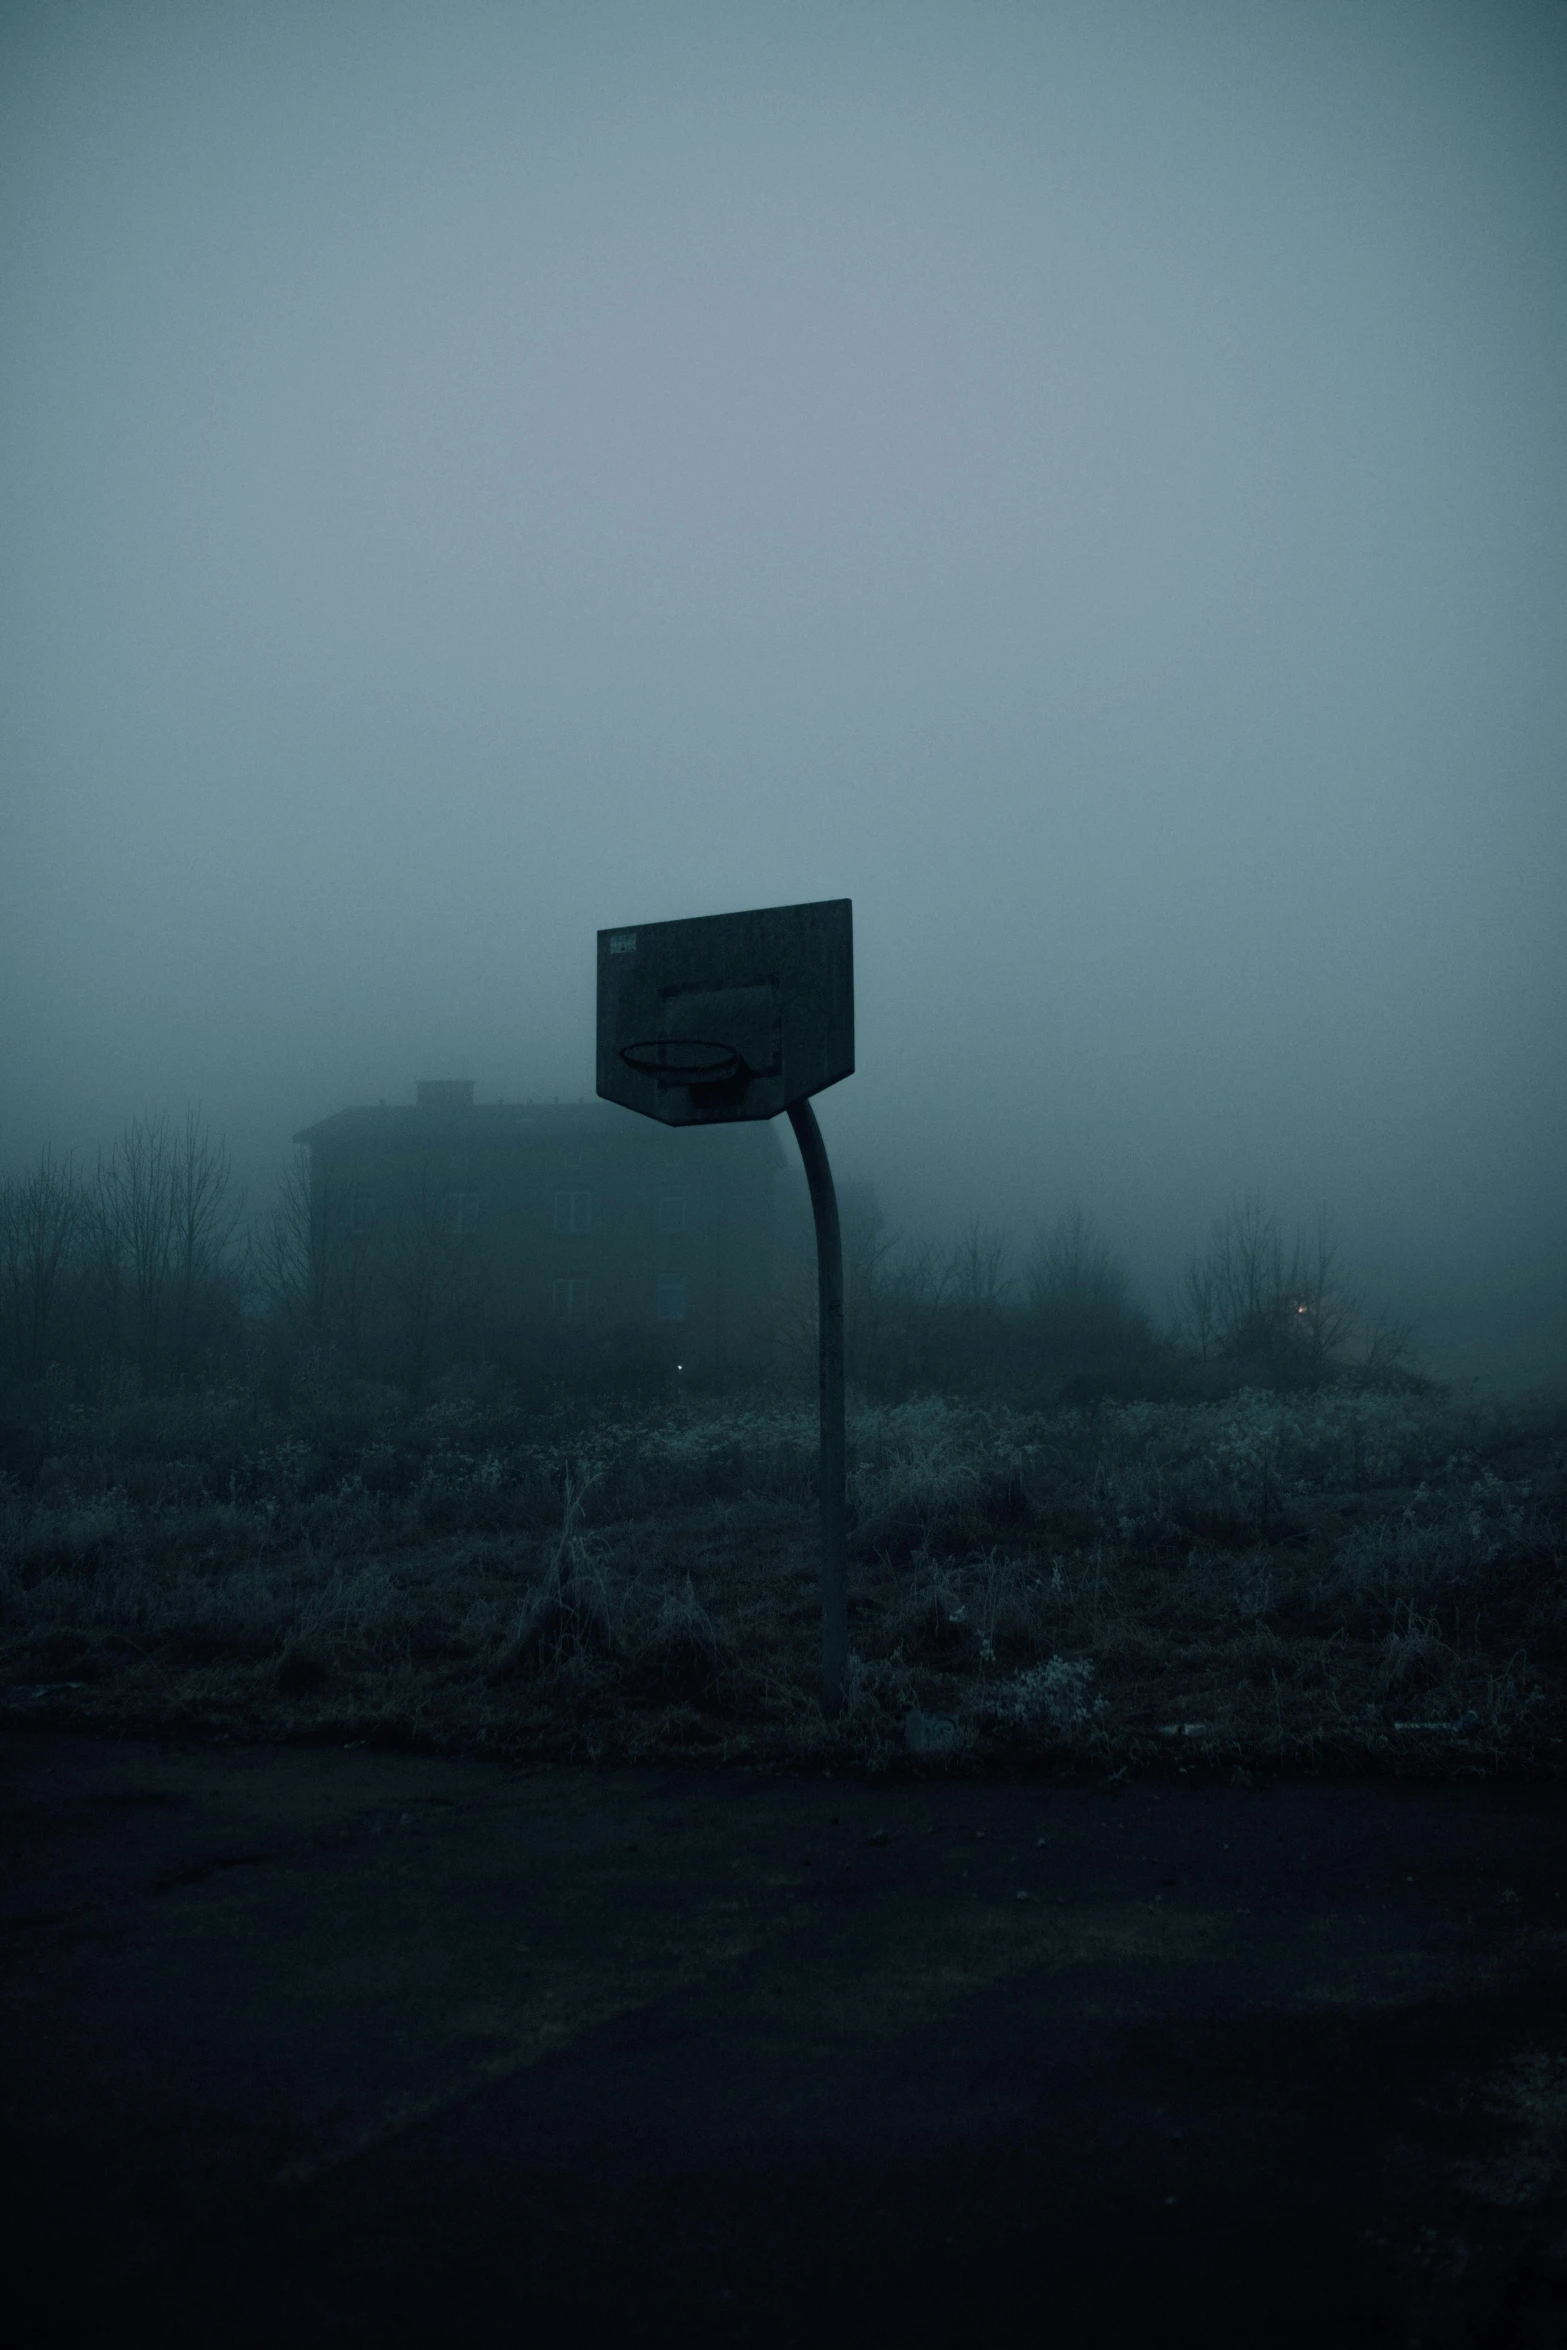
[[552, 1278, 590, 1319], [444, 1191, 480, 1235], [656, 1278, 687, 1323], [656, 1193, 687, 1233], [553, 1189, 592, 1234], [348, 1188, 377, 1235]]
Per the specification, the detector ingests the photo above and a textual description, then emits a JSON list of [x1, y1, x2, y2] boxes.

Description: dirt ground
[[3, 1734, 1566, 2348]]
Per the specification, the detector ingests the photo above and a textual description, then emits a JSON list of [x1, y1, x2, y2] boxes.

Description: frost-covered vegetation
[[2, 1120, 1419, 1406], [3, 1124, 1558, 1773], [2, 1381, 1561, 1775]]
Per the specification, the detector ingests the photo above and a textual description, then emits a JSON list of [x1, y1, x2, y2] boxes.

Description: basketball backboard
[[596, 899, 853, 1128]]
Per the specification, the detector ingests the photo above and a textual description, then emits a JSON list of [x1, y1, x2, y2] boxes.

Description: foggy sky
[[3, 1, 1564, 1380]]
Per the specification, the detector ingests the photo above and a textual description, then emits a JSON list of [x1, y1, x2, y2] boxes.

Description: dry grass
[[1, 1381, 1563, 1776]]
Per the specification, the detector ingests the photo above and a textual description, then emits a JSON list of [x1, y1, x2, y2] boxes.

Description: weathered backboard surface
[[597, 899, 853, 1127]]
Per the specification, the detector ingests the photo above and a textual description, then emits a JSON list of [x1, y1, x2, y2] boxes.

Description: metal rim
[[618, 1039, 743, 1082]]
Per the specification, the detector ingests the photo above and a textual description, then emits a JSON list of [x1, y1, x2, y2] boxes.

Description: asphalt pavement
[[3, 1730, 1565, 2347]]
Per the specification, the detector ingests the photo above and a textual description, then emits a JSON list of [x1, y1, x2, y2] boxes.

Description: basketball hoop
[[596, 899, 854, 1718]]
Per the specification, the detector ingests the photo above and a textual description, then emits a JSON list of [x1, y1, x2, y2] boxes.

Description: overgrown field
[[2, 1383, 1563, 1776]]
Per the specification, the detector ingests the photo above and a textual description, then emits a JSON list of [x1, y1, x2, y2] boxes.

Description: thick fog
[[3, 1, 1563, 1384]]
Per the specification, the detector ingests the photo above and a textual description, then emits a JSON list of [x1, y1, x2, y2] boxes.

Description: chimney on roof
[[416, 1080, 475, 1112]]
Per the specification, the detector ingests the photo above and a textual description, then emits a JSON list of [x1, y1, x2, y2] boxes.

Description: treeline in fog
[[0, 1117, 1422, 1407], [821, 1196, 1419, 1405]]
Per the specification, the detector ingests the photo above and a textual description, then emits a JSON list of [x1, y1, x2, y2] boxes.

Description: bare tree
[[1357, 1299, 1419, 1384], [95, 1111, 241, 1387], [883, 1236, 957, 1389], [1177, 1249, 1222, 1362], [1021, 1207, 1149, 1388], [168, 1112, 242, 1381], [250, 1146, 330, 1392], [252, 1148, 395, 1382], [1178, 1196, 1368, 1382], [1025, 1208, 1126, 1320], [0, 1151, 88, 1379], [1216, 1196, 1288, 1361], [1286, 1208, 1358, 1377], [249, 1148, 317, 1326], [950, 1218, 1012, 1311], [96, 1116, 175, 1385]]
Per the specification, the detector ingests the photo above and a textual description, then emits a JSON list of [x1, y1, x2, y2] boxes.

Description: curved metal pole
[[786, 1095, 847, 1720]]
